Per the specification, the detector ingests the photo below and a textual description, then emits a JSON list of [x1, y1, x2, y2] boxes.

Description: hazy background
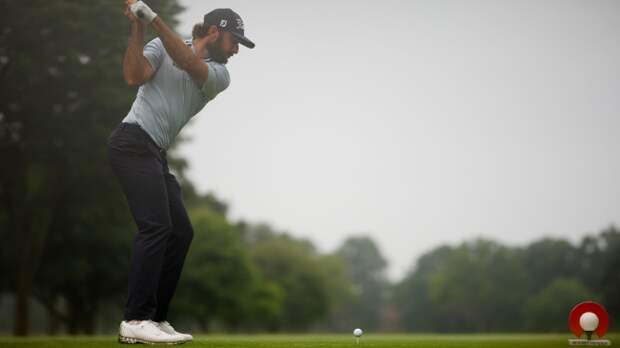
[[174, 0, 620, 280]]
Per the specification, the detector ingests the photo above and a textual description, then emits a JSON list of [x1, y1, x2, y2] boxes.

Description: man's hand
[[126, 0, 158, 24], [124, 2, 141, 24]]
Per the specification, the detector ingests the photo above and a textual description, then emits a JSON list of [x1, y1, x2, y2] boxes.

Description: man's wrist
[[129, 22, 145, 42], [131, 21, 145, 32], [150, 17, 163, 28]]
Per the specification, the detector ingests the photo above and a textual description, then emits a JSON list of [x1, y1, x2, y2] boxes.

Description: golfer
[[107, 1, 254, 344]]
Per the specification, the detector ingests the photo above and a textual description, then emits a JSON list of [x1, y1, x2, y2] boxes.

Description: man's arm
[[127, 0, 216, 83], [149, 17, 210, 82], [123, 12, 155, 86]]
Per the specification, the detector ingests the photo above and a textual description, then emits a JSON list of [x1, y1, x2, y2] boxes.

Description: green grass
[[1, 333, 617, 348]]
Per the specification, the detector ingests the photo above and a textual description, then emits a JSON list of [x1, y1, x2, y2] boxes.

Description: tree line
[[1, 0, 618, 335], [394, 229, 620, 332]]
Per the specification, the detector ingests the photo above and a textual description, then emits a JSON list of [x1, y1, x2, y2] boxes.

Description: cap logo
[[219, 19, 228, 27], [235, 18, 244, 30]]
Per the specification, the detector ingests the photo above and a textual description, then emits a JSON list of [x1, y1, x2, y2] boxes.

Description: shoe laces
[[134, 320, 165, 336], [157, 321, 177, 334]]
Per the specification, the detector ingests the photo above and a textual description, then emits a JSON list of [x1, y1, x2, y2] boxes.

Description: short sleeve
[[201, 62, 230, 100], [143, 38, 165, 71]]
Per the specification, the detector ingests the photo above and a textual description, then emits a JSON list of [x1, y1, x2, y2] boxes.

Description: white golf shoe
[[118, 320, 186, 345], [156, 321, 193, 342]]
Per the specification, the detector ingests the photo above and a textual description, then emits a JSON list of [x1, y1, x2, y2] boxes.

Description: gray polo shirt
[[122, 38, 230, 149]]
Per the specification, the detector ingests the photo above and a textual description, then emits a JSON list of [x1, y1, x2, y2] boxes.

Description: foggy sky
[[173, 0, 620, 280]]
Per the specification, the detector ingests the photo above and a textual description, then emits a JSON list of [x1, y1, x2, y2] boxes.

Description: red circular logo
[[568, 301, 610, 338]]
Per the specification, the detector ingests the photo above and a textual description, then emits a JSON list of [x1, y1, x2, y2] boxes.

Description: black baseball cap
[[203, 8, 255, 49]]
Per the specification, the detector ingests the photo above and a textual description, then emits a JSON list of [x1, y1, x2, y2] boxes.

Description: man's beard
[[207, 36, 228, 64]]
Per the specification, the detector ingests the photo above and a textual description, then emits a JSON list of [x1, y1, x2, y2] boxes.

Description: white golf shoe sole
[[118, 334, 186, 345]]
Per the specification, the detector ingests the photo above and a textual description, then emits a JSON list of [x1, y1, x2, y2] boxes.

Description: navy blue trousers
[[107, 122, 193, 321]]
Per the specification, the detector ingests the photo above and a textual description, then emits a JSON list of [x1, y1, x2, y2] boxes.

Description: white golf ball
[[579, 312, 599, 331], [353, 328, 363, 337]]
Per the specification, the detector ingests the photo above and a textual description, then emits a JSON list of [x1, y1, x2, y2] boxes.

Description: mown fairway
[[1, 333, 617, 348]]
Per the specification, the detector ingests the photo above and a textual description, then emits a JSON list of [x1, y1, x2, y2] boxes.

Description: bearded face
[[207, 31, 238, 64], [207, 35, 227, 63]]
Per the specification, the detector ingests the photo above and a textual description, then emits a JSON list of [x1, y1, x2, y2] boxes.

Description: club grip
[[136, 10, 144, 18]]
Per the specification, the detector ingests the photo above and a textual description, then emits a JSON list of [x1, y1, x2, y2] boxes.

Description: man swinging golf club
[[108, 0, 254, 344]]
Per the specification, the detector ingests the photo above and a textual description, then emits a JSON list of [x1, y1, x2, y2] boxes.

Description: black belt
[[120, 122, 166, 156]]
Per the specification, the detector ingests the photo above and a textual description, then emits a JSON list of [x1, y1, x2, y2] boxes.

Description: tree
[[430, 240, 529, 331], [242, 224, 348, 330], [580, 226, 620, 328], [33, 202, 133, 334], [393, 245, 453, 331], [173, 204, 281, 331], [394, 240, 529, 332], [327, 236, 388, 331], [519, 238, 581, 295], [0, 0, 183, 335], [524, 278, 595, 332]]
